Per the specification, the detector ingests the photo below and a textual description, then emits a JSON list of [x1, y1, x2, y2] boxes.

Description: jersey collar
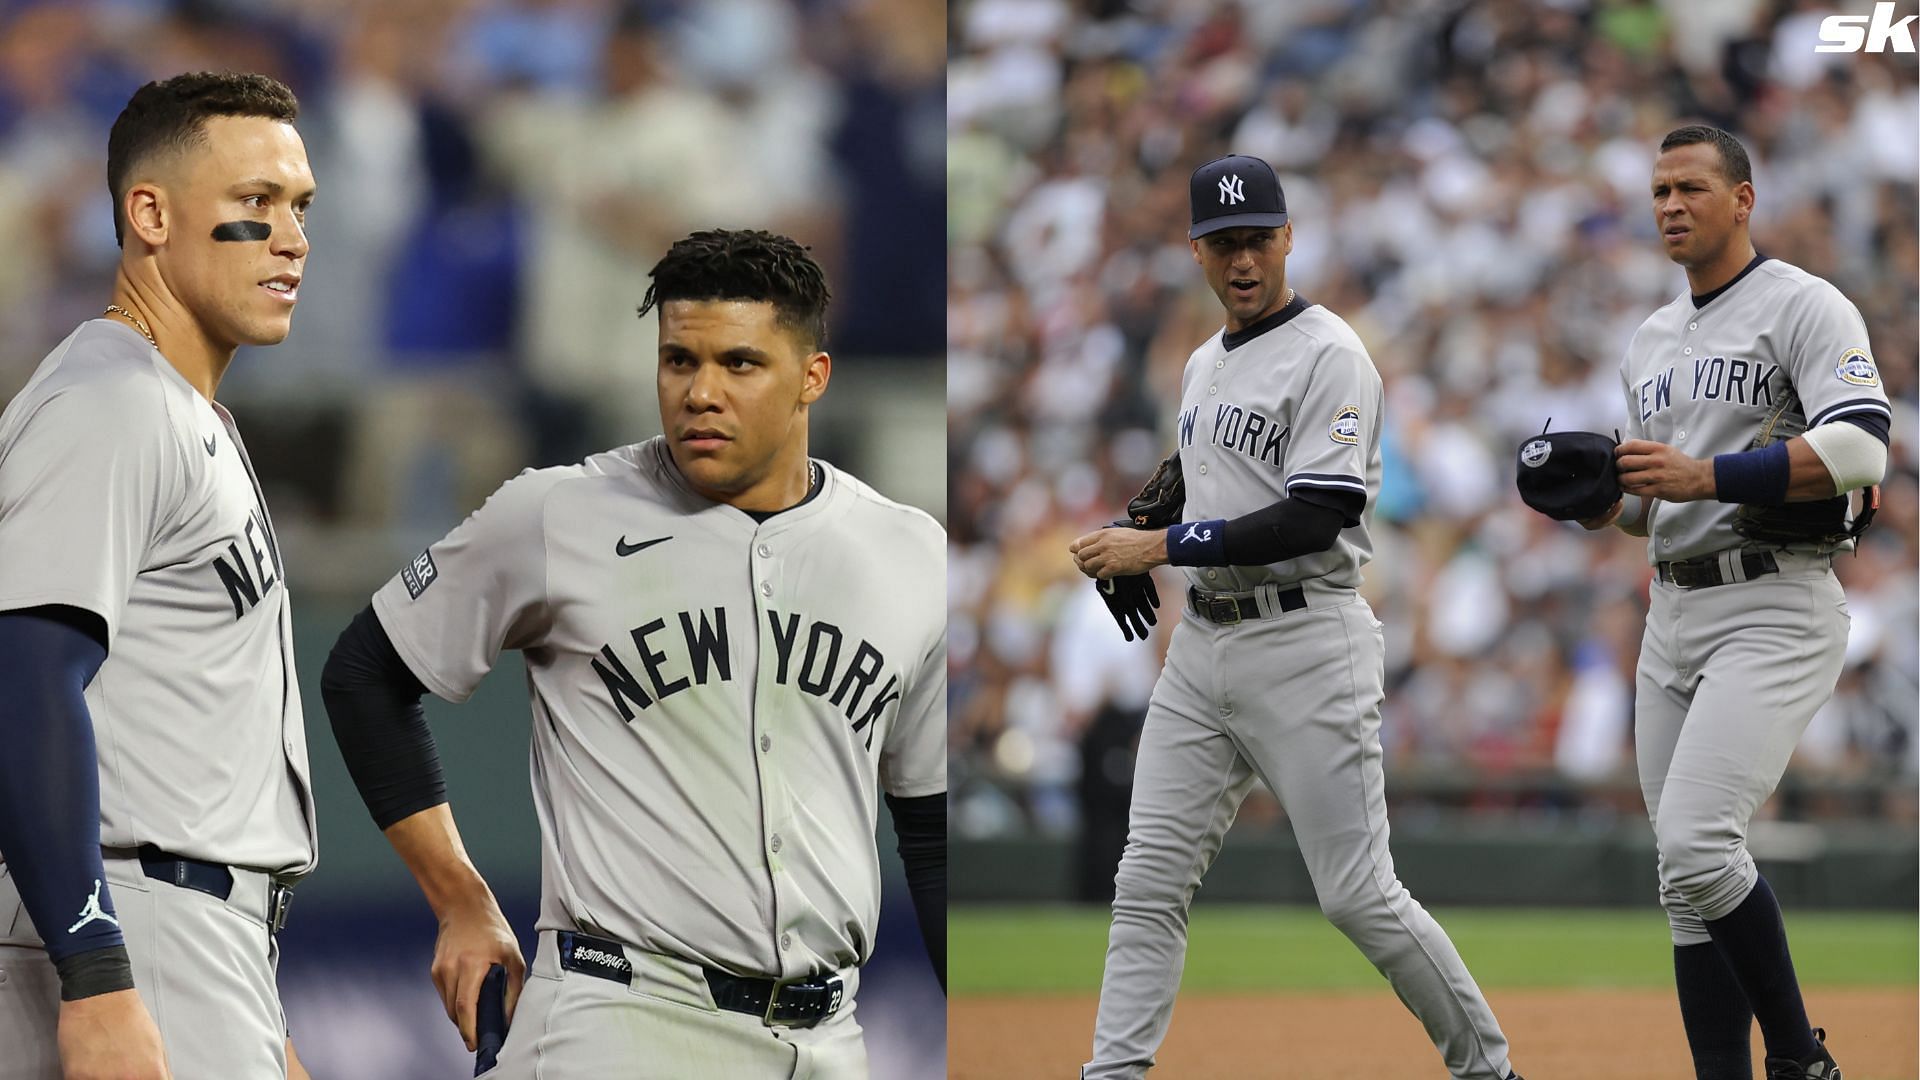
[[1222, 291, 1310, 351], [1690, 252, 1769, 310]]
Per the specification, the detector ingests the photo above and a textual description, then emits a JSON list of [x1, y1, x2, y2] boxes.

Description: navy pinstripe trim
[[1809, 398, 1892, 428], [1287, 473, 1367, 494]]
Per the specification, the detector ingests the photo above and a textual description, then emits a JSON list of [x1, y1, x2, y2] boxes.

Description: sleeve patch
[[1837, 349, 1880, 387], [400, 550, 439, 600], [1329, 404, 1361, 445]]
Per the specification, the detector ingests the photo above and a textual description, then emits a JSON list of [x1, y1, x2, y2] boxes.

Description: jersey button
[[1198, 464, 1208, 475], [760, 582, 773, 598], [1216, 360, 1224, 369], [1677, 430, 1686, 441], [1208, 384, 1217, 394], [760, 734, 771, 753], [1683, 347, 1692, 355], [771, 834, 783, 853], [758, 544, 771, 558], [1205, 570, 1218, 580], [1662, 538, 1673, 548], [780, 933, 792, 951]]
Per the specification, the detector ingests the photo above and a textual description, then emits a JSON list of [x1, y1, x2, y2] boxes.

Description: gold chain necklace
[[103, 304, 156, 347]]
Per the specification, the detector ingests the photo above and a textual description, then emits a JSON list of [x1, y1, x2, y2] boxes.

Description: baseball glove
[[1732, 389, 1878, 547], [1515, 424, 1621, 521], [1127, 450, 1186, 528]]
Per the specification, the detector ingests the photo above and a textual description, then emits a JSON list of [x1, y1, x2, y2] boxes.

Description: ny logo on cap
[[1218, 174, 1244, 205]]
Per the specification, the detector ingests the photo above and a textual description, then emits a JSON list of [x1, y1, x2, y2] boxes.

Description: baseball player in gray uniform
[[0, 73, 317, 1080], [321, 229, 946, 1079], [1069, 155, 1522, 1080], [1571, 126, 1888, 1080]]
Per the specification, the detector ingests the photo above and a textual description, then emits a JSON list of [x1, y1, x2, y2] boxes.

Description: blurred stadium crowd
[[947, 0, 1919, 842], [0, 0, 945, 583]]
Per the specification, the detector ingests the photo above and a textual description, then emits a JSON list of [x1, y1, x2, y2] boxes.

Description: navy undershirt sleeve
[[1837, 411, 1891, 446], [320, 604, 445, 831], [884, 792, 945, 991], [1220, 493, 1352, 565], [0, 606, 120, 963]]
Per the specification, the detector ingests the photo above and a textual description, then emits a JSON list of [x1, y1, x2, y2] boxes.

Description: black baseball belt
[[557, 930, 848, 1029], [105, 844, 295, 934], [1187, 584, 1307, 624], [1657, 550, 1779, 590]]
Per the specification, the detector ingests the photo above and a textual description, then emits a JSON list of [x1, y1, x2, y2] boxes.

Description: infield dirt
[[950, 986, 1918, 1079]]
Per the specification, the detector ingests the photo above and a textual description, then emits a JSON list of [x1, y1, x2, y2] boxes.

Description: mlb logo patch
[[400, 550, 438, 600], [1836, 348, 1880, 387], [1329, 404, 1361, 445]]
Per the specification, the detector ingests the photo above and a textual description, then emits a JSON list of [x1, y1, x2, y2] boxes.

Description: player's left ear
[[798, 350, 830, 406]]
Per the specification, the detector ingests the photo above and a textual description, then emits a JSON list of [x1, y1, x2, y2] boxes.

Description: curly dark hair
[[107, 71, 301, 248], [1659, 124, 1753, 188], [638, 229, 832, 351]]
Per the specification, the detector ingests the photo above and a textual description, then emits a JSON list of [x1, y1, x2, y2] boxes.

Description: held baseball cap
[[1515, 429, 1622, 522], [1190, 154, 1288, 239]]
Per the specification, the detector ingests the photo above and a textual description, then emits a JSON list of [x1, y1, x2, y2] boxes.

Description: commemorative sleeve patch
[[1329, 404, 1361, 445], [400, 550, 439, 600], [1836, 348, 1879, 387]]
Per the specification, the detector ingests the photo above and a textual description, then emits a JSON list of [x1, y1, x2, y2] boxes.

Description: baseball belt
[[557, 930, 848, 1029], [1656, 550, 1779, 590], [1187, 584, 1307, 624], [108, 844, 296, 934]]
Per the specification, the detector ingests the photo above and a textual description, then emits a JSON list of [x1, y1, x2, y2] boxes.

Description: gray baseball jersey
[[1086, 297, 1515, 1080], [1619, 257, 1891, 562], [0, 319, 315, 877], [1174, 299, 1382, 591], [372, 437, 946, 980]]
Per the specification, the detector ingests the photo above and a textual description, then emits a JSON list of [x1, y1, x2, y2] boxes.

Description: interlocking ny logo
[[1218, 173, 1245, 205]]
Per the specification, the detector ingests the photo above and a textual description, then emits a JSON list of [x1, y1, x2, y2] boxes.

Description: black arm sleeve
[[884, 792, 945, 992], [320, 604, 447, 830], [0, 606, 136, 1000], [1219, 491, 1355, 566]]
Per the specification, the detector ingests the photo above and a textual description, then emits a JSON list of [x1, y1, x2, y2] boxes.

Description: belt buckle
[[764, 972, 845, 1029], [267, 882, 294, 935], [1204, 596, 1240, 625]]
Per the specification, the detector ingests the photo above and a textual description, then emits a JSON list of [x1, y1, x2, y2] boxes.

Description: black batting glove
[[1097, 573, 1160, 641]]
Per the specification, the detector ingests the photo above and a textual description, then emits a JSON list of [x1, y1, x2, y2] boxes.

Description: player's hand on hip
[[56, 989, 172, 1080], [431, 897, 527, 1052], [1070, 527, 1168, 579], [285, 1038, 311, 1080], [1578, 497, 1624, 531], [1616, 439, 1713, 502]]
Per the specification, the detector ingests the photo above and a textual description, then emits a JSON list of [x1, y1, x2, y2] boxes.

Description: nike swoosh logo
[[615, 536, 672, 557], [204, 434, 217, 456]]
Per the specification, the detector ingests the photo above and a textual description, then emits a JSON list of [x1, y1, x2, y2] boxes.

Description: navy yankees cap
[[1189, 155, 1288, 239]]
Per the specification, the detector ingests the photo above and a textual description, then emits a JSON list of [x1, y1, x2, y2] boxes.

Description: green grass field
[[953, 905, 1920, 995]]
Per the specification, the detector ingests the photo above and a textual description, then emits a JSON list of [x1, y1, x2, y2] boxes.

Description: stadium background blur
[[948, 0, 1917, 914], [0, 1, 944, 1076]]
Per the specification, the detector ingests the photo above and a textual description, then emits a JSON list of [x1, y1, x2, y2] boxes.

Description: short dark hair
[[638, 229, 831, 351], [106, 71, 301, 247], [1659, 125, 1752, 187]]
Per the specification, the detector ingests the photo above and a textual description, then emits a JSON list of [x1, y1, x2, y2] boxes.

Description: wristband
[[1165, 519, 1227, 566], [1712, 440, 1790, 505], [54, 943, 135, 1001]]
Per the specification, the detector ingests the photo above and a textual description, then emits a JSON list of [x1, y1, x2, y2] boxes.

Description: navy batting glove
[[475, 964, 509, 1075], [1098, 574, 1160, 641]]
